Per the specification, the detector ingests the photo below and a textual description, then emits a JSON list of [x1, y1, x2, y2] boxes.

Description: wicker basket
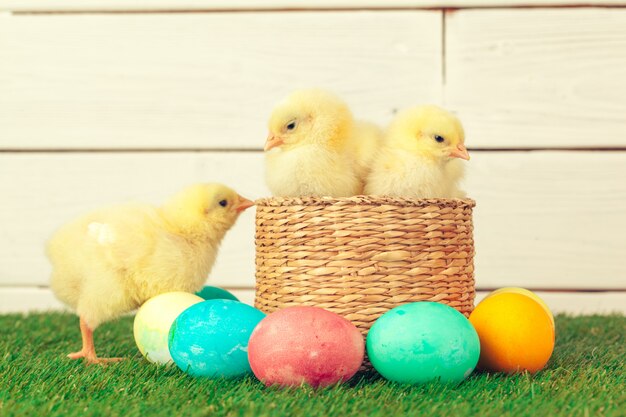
[[254, 196, 476, 349]]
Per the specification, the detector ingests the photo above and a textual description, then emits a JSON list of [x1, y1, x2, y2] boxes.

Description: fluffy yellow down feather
[[264, 89, 382, 197], [365, 105, 469, 199], [47, 183, 253, 363]]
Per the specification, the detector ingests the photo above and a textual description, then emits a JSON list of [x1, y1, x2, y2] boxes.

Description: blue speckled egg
[[168, 300, 266, 378]]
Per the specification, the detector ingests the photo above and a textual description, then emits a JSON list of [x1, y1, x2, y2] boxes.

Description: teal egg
[[195, 285, 239, 301], [168, 300, 265, 378], [367, 302, 480, 384]]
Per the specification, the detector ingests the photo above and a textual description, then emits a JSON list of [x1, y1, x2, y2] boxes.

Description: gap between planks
[[7, 5, 626, 16], [2, 287, 625, 314]]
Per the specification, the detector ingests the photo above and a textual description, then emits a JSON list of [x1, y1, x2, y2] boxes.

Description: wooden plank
[[0, 287, 256, 313], [0, 151, 625, 289], [2, 1, 626, 13], [0, 152, 266, 289], [474, 291, 626, 315], [468, 151, 626, 289], [2, 287, 625, 315], [445, 8, 626, 148], [0, 12, 442, 150]]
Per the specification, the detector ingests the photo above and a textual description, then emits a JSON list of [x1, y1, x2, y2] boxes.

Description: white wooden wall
[[1, 1, 625, 314]]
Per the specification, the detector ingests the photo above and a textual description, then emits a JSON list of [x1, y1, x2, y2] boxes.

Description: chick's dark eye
[[434, 135, 445, 143], [286, 121, 296, 130], [219, 199, 228, 207]]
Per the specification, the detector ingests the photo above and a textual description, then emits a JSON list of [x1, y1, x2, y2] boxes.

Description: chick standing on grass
[[264, 89, 382, 197], [364, 105, 470, 198], [47, 183, 253, 364]]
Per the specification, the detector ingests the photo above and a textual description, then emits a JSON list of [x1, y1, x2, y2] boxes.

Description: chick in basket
[[264, 88, 382, 197], [365, 105, 469, 199]]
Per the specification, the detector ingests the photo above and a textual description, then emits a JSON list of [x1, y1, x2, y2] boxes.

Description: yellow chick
[[264, 89, 380, 197], [345, 121, 384, 191], [364, 105, 470, 198], [47, 183, 253, 364]]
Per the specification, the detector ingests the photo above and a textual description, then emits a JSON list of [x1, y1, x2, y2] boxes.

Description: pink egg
[[248, 306, 365, 387]]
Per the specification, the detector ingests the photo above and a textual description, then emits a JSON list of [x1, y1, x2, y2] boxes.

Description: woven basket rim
[[255, 195, 476, 208]]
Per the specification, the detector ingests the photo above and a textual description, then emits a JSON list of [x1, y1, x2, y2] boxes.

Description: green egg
[[366, 302, 480, 384], [195, 285, 239, 301]]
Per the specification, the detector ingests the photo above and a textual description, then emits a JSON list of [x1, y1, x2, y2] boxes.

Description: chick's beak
[[449, 144, 470, 161], [235, 195, 254, 213], [264, 134, 284, 152]]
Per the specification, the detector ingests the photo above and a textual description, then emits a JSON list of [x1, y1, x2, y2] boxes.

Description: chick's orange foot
[[67, 317, 125, 365], [67, 350, 125, 365]]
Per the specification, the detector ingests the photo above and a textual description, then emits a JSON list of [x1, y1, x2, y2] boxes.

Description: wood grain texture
[[0, 152, 264, 289], [467, 151, 626, 289], [445, 8, 626, 148], [0, 12, 441, 150], [0, 287, 255, 313], [3, 287, 625, 315], [3, 0, 626, 12], [0, 151, 624, 289]]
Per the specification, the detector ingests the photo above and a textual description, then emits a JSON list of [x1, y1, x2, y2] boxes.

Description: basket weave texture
[[254, 196, 476, 338]]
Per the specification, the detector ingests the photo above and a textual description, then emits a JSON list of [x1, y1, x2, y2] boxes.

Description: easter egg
[[195, 285, 239, 301], [133, 292, 203, 365], [469, 292, 554, 374], [248, 306, 365, 387], [168, 299, 265, 378], [484, 287, 554, 328], [367, 302, 480, 384]]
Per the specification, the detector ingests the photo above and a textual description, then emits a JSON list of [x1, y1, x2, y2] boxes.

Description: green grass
[[0, 313, 624, 417]]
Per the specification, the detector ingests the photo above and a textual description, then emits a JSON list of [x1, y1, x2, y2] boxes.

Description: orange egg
[[469, 293, 554, 374], [484, 287, 554, 329]]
